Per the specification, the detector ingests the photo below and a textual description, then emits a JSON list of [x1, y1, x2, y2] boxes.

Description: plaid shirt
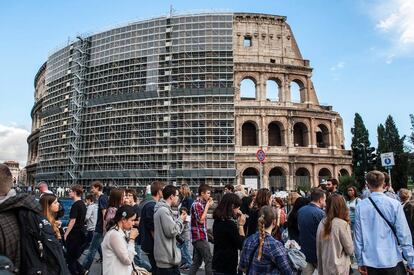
[[190, 198, 207, 241], [0, 192, 42, 271], [239, 232, 293, 275]]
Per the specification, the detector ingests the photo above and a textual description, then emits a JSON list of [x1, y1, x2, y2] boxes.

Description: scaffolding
[[68, 36, 91, 184], [36, 13, 236, 188]]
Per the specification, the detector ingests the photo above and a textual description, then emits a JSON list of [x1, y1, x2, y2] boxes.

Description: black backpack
[[17, 208, 70, 275]]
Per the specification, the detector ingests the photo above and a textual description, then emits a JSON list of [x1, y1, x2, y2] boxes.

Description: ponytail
[[256, 205, 277, 261], [257, 215, 266, 260]]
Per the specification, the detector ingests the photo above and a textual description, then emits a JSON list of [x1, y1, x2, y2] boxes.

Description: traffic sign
[[256, 148, 266, 163], [380, 152, 395, 167]]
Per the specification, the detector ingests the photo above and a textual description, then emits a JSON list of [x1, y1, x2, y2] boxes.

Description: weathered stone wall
[[233, 13, 352, 190]]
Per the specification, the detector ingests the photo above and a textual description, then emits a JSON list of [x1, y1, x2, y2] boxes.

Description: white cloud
[[369, 0, 414, 61], [0, 124, 30, 167], [330, 61, 345, 71]]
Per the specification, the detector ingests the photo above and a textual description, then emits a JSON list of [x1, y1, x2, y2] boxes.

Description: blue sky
[[1, 0, 413, 164]]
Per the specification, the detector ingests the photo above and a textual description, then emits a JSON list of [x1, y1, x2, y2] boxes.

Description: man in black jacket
[[139, 181, 165, 273], [0, 164, 69, 274]]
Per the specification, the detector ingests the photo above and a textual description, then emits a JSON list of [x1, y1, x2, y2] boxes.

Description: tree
[[410, 114, 414, 146], [376, 124, 386, 169], [382, 115, 408, 190], [351, 113, 370, 188]]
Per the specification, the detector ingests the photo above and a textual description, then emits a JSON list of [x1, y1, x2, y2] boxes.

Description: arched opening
[[243, 167, 259, 190], [295, 168, 310, 189], [318, 168, 332, 184], [269, 167, 286, 192], [266, 79, 281, 102], [293, 122, 309, 147], [290, 80, 304, 103], [240, 78, 256, 100], [242, 122, 258, 146], [316, 124, 330, 148], [339, 169, 349, 177], [268, 122, 283, 146]]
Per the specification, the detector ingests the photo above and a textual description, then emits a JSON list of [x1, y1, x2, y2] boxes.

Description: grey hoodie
[[154, 199, 184, 268]]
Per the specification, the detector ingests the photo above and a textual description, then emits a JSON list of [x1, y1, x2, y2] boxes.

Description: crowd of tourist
[[1, 162, 414, 275]]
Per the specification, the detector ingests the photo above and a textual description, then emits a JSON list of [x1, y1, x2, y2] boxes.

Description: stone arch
[[242, 121, 258, 146], [268, 121, 284, 146], [293, 122, 309, 147], [339, 168, 350, 177], [240, 77, 257, 100], [243, 167, 259, 189], [295, 167, 311, 189], [290, 79, 306, 103], [266, 77, 282, 102], [269, 166, 286, 192], [318, 167, 332, 184], [316, 123, 330, 148]]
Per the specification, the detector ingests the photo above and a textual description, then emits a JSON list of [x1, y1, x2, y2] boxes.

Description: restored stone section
[[233, 13, 352, 190], [26, 62, 47, 186]]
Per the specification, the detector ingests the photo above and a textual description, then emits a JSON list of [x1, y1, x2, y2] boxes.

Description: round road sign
[[256, 148, 266, 163]]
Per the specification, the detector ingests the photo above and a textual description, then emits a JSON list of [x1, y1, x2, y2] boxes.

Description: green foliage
[[376, 124, 386, 169], [377, 115, 408, 190], [410, 114, 414, 147], [351, 113, 371, 186], [339, 175, 357, 193]]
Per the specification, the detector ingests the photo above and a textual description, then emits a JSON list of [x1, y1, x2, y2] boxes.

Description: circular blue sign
[[256, 149, 266, 162], [384, 158, 391, 165]]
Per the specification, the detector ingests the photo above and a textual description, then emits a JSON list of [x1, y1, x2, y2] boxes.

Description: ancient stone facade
[[26, 13, 351, 190], [26, 62, 46, 186], [233, 13, 351, 190]]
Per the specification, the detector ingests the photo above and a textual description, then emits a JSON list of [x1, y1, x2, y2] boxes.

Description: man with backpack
[[0, 163, 69, 274]]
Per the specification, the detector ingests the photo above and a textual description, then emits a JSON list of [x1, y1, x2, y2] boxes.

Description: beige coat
[[316, 217, 354, 275]]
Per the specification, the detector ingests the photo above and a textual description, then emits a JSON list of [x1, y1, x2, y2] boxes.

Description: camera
[[176, 234, 185, 245]]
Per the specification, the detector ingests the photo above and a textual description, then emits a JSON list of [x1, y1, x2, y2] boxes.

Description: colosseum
[[26, 12, 352, 191]]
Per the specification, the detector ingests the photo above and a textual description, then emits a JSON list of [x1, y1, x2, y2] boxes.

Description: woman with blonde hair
[[316, 194, 354, 275], [239, 205, 293, 274]]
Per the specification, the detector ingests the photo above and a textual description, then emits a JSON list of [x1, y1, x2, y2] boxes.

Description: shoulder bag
[[368, 197, 407, 261]]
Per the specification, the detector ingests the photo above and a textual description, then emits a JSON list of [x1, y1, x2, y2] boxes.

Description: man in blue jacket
[[297, 188, 326, 275]]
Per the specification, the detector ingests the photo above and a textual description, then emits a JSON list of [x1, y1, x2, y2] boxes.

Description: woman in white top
[[102, 205, 138, 275], [345, 186, 361, 232]]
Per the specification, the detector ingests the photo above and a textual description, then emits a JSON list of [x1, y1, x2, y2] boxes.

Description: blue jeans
[[82, 231, 103, 270], [134, 243, 152, 271], [177, 240, 192, 267]]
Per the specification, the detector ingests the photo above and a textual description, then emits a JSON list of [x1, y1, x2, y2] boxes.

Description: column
[[235, 116, 239, 146], [261, 115, 266, 146], [312, 164, 318, 187], [284, 74, 291, 102], [330, 119, 337, 149], [310, 118, 316, 148]]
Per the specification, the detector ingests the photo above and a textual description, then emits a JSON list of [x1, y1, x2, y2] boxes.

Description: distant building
[[18, 168, 27, 185], [27, 12, 351, 189], [3, 161, 20, 185]]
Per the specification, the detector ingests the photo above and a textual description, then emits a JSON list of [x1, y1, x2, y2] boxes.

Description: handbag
[[368, 197, 407, 261], [131, 262, 151, 275]]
